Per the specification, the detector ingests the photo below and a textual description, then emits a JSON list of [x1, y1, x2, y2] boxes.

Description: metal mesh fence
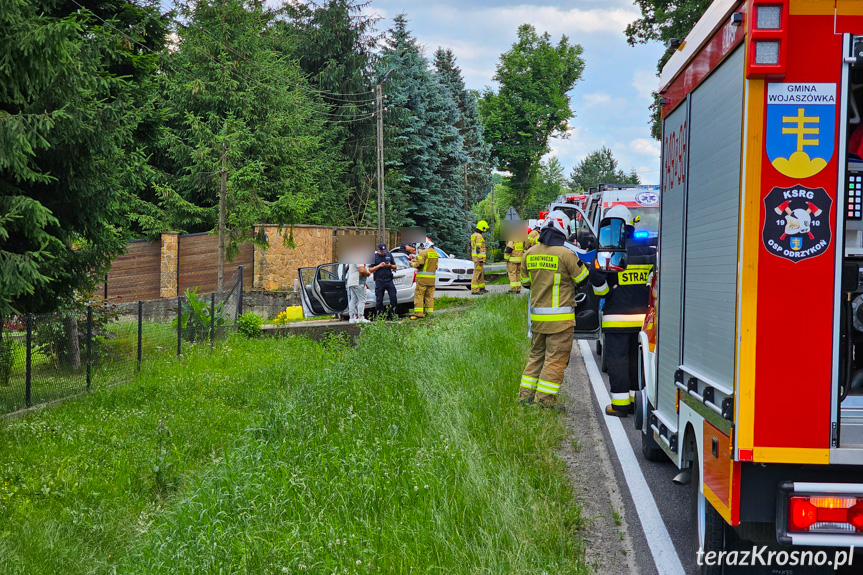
[[0, 267, 244, 415]]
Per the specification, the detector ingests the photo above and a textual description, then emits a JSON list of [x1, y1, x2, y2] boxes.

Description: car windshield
[[628, 208, 660, 235], [433, 247, 449, 258]]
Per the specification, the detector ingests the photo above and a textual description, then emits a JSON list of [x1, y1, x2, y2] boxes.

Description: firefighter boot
[[605, 404, 628, 418]]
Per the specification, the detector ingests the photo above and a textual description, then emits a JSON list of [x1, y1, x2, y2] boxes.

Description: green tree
[[0, 0, 168, 313], [479, 24, 584, 212], [625, 0, 711, 138], [157, 0, 345, 283], [281, 0, 380, 225], [569, 147, 640, 193], [523, 157, 567, 219], [434, 48, 493, 252], [377, 14, 469, 254]]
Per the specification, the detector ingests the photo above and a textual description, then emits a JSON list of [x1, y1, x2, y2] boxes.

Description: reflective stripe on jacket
[[471, 232, 486, 258], [592, 258, 653, 333], [505, 241, 525, 264], [411, 248, 439, 283], [520, 243, 589, 334]]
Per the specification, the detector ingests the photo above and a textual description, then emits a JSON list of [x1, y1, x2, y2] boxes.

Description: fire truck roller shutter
[[656, 98, 688, 425], [682, 45, 744, 391]]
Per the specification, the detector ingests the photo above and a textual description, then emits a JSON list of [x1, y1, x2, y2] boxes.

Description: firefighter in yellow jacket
[[504, 235, 526, 293], [471, 221, 489, 294], [519, 211, 589, 408], [527, 227, 540, 247], [410, 244, 438, 319]]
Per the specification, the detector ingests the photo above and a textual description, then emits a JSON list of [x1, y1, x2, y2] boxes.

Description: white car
[[298, 253, 417, 318], [432, 248, 474, 289]]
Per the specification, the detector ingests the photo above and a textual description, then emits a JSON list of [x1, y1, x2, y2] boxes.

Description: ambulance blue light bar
[[634, 231, 650, 239]]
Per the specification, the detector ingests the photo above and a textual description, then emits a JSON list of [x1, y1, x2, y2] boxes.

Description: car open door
[[566, 241, 601, 341], [298, 264, 348, 318]]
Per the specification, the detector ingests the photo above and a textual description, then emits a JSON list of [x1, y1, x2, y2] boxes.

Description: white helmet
[[541, 210, 571, 237], [605, 205, 634, 225]]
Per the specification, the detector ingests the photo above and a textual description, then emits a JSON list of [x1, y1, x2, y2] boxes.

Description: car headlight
[[438, 267, 450, 273]]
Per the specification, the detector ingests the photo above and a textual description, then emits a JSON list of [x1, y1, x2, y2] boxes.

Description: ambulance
[[634, 0, 863, 569]]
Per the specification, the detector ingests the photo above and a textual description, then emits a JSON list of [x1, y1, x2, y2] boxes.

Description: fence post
[[210, 292, 215, 348], [137, 300, 143, 372], [237, 265, 244, 318], [86, 306, 92, 390], [25, 314, 32, 408], [177, 295, 182, 357]]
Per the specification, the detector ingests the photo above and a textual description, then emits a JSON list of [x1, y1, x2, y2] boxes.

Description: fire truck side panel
[[683, 45, 745, 392], [751, 14, 844, 461], [735, 75, 766, 454], [702, 420, 742, 525], [657, 101, 689, 430]]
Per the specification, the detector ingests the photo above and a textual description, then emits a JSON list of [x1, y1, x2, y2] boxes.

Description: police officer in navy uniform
[[371, 242, 398, 319], [592, 206, 656, 417]]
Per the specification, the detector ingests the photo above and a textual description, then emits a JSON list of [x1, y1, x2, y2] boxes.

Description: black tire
[[595, 338, 603, 356], [691, 451, 729, 575], [395, 302, 412, 317], [641, 428, 667, 462]]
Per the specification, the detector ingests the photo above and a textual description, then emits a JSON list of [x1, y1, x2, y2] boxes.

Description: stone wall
[[160, 232, 179, 298], [253, 225, 335, 291]]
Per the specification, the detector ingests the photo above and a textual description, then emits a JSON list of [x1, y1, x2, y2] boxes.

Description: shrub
[[237, 312, 263, 338], [0, 336, 22, 386], [172, 287, 226, 342]]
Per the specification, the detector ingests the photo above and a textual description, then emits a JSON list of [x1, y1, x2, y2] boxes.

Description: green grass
[[433, 295, 475, 311], [0, 296, 587, 575], [486, 274, 512, 285]]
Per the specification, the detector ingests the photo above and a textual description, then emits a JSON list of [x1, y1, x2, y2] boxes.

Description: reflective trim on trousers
[[536, 378, 560, 395], [611, 392, 631, 406], [509, 281, 521, 287], [416, 272, 436, 278], [520, 375, 538, 390]]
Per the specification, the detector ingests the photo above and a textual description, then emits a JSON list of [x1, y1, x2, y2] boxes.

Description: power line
[[68, 0, 376, 122]]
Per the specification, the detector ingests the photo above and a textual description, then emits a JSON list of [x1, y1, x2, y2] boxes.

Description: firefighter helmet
[[476, 220, 490, 232], [605, 205, 634, 226], [541, 210, 571, 237]]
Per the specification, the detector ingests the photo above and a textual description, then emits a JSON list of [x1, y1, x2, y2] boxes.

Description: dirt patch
[[558, 346, 639, 575]]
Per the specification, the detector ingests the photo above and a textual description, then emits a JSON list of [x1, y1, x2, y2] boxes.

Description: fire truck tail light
[[789, 497, 817, 531], [754, 41, 780, 65], [755, 5, 781, 30], [787, 496, 863, 533]]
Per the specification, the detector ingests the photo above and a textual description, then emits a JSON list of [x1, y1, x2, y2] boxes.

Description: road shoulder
[[559, 344, 640, 575]]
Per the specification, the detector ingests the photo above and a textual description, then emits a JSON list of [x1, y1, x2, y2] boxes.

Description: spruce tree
[[156, 0, 345, 269], [281, 0, 380, 225], [0, 0, 168, 313]]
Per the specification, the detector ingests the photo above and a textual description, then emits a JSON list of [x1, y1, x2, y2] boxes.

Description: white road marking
[[578, 340, 686, 575]]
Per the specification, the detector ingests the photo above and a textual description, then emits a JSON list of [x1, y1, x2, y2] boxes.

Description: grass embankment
[[0, 296, 587, 575]]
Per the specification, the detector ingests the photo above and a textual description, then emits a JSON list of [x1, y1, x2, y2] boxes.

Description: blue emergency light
[[633, 231, 650, 239]]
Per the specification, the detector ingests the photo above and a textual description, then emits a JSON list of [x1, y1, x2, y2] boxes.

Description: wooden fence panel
[[105, 240, 161, 302], [178, 233, 253, 293]]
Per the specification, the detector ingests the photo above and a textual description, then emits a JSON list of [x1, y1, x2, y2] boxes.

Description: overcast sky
[[365, 0, 666, 183]]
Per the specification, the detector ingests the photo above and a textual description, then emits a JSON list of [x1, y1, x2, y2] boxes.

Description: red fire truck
[[636, 0, 863, 569]]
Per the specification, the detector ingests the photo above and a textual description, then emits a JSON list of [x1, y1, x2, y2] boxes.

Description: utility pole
[[376, 82, 385, 244], [375, 69, 393, 245], [218, 141, 227, 290]]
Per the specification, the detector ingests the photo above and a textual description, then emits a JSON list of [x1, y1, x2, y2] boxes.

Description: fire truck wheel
[[691, 452, 729, 575], [595, 338, 602, 356]]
